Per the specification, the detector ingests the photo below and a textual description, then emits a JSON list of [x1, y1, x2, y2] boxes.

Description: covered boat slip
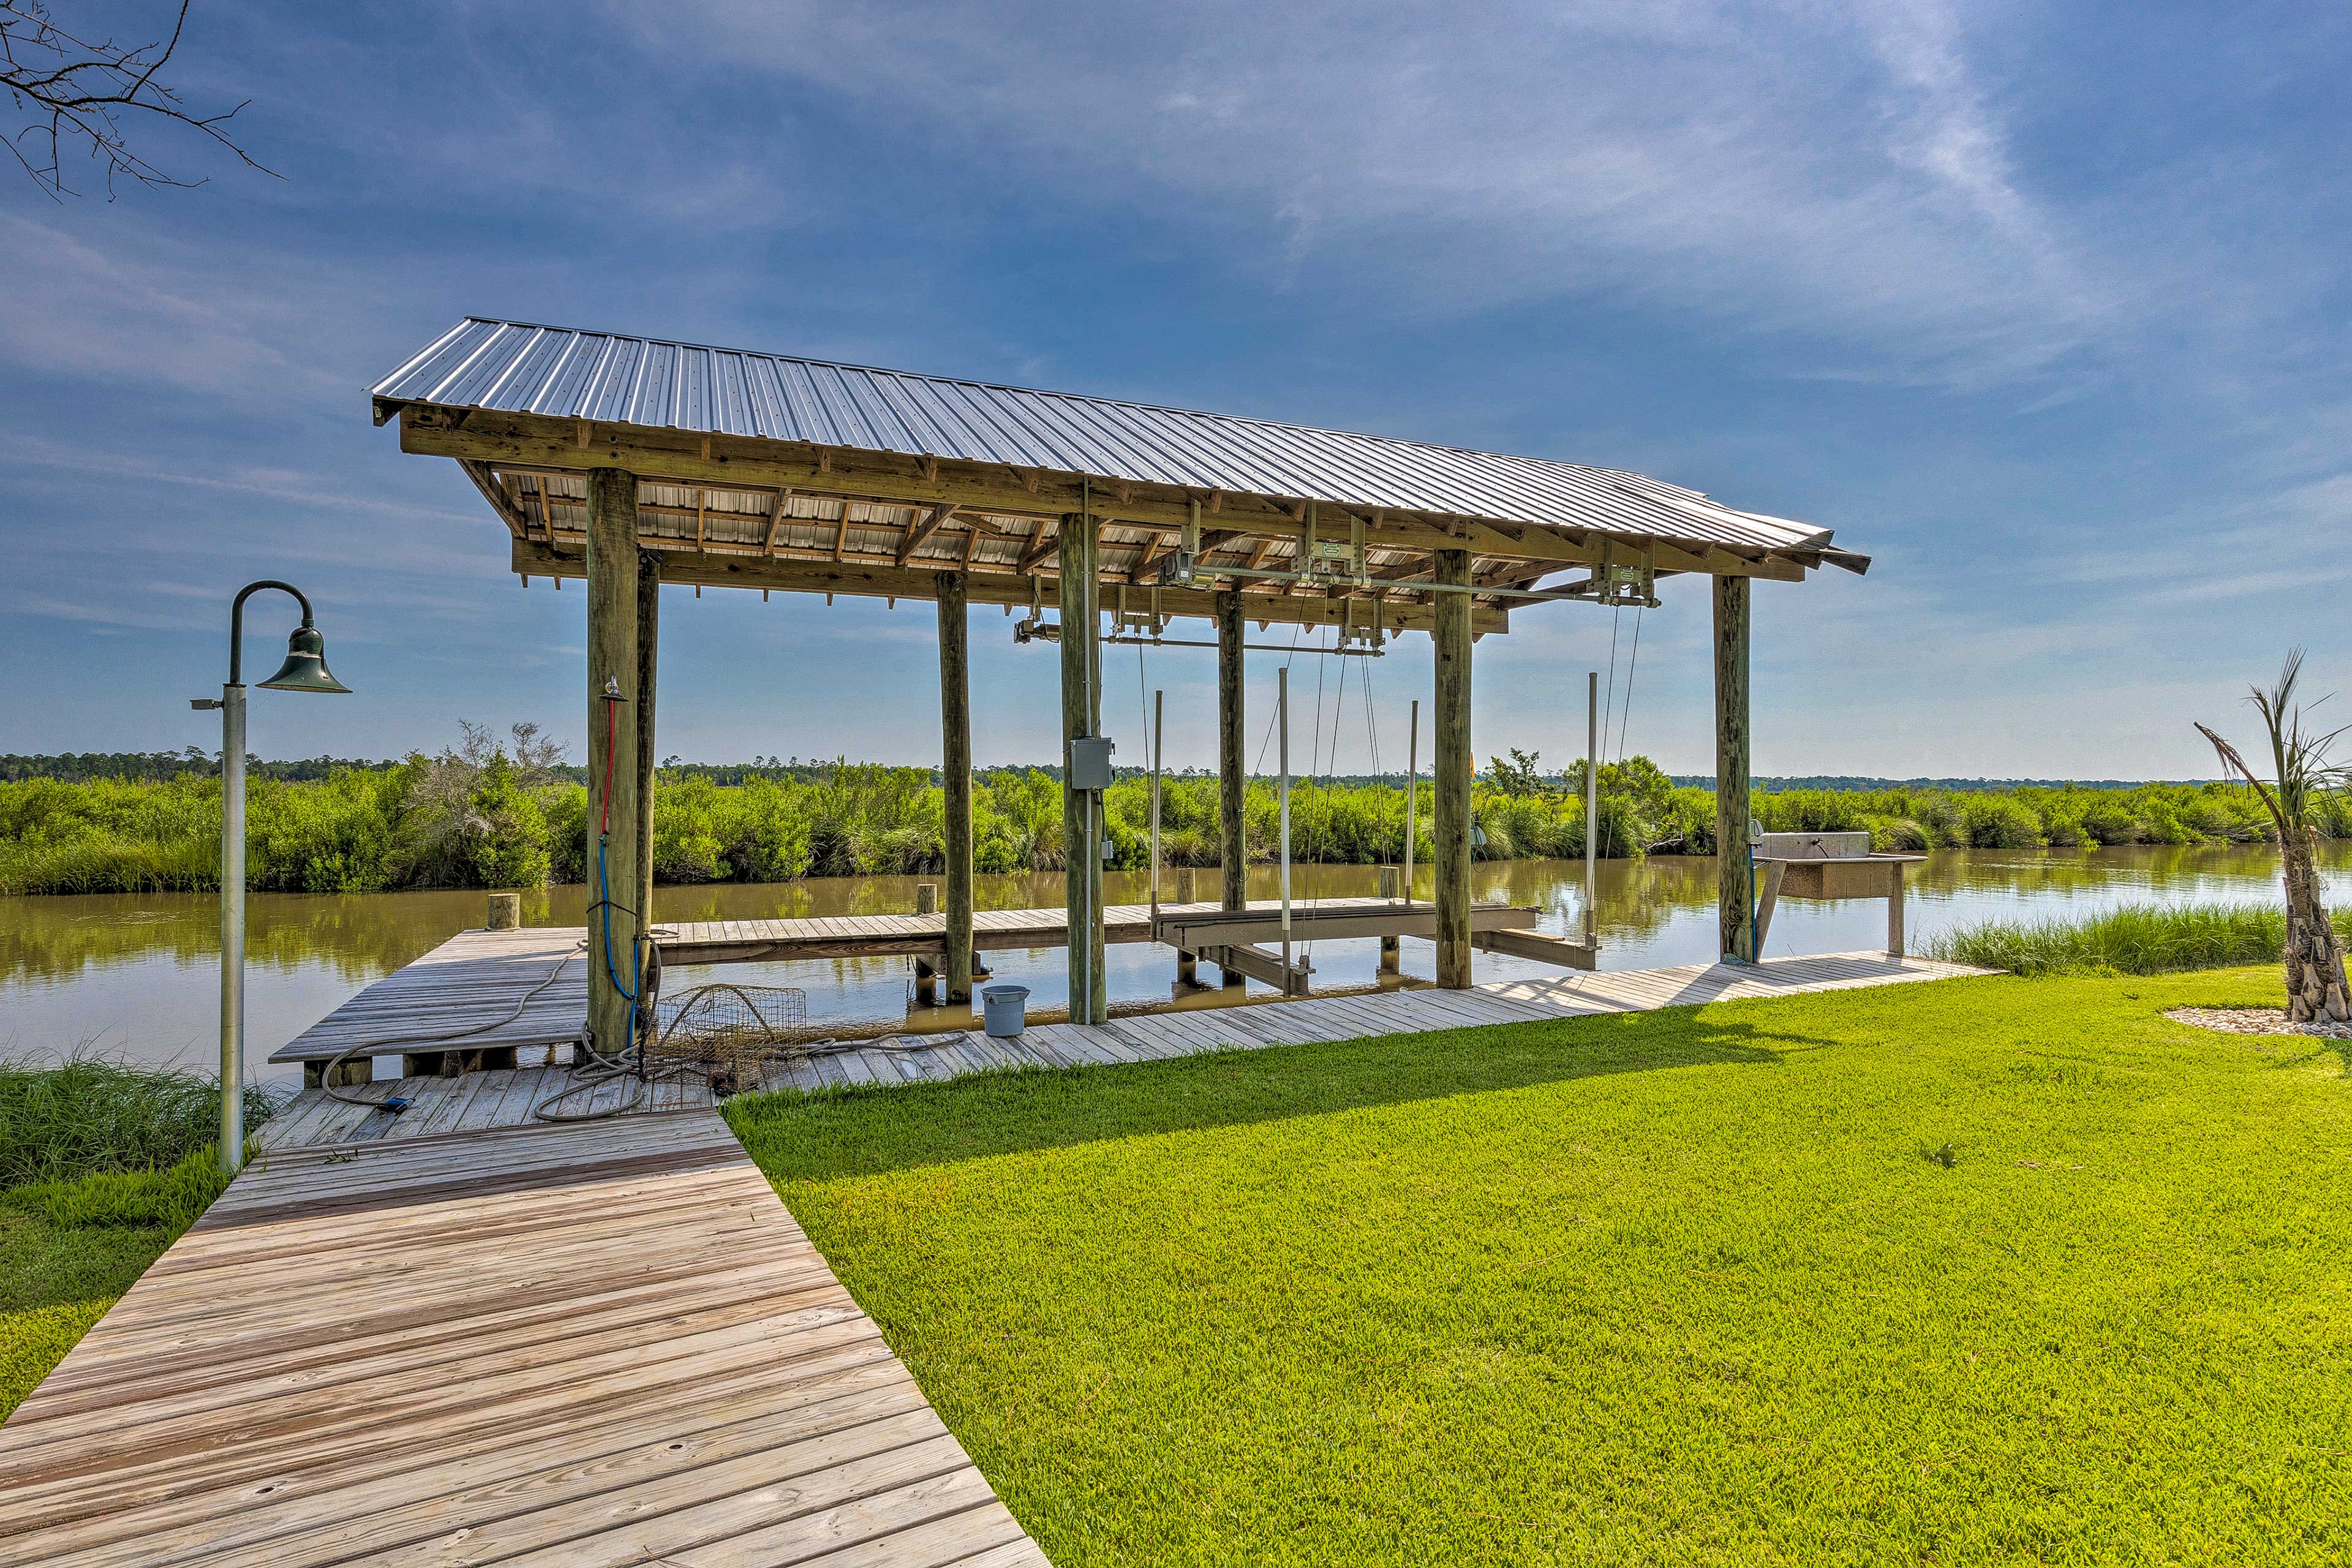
[[369, 317, 1870, 1049]]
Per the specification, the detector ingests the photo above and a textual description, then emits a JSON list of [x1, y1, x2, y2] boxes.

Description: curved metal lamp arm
[[227, 580, 315, 685]]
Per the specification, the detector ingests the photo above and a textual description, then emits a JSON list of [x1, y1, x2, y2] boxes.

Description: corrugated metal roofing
[[374, 318, 1856, 564]]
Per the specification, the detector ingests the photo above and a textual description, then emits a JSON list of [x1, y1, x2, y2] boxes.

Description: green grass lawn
[[0, 1152, 224, 1419], [728, 969, 2352, 1566]]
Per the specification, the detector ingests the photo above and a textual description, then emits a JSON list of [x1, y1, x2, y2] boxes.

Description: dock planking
[[0, 1110, 1048, 1568], [256, 951, 1995, 1152], [268, 898, 1531, 1068]]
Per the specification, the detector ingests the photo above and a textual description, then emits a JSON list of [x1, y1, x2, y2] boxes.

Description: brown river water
[[5, 845, 2347, 1090]]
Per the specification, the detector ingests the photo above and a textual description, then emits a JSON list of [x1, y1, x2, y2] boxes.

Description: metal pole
[[1585, 671, 1599, 948], [218, 682, 246, 1176], [1403, 699, 1418, 905], [1279, 666, 1292, 978], [1150, 688, 1163, 919]]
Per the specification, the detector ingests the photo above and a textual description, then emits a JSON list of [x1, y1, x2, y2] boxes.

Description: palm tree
[[2195, 651, 2351, 1024]]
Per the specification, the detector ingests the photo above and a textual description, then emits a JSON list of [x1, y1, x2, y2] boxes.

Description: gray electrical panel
[[1067, 735, 1115, 791]]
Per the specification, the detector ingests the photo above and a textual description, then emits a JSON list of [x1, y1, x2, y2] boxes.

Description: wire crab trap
[[647, 982, 813, 1095]]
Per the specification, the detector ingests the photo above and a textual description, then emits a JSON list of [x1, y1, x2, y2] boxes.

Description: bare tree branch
[[1, 1, 274, 200]]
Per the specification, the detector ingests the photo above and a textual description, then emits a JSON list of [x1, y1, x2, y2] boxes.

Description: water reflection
[[4, 844, 2345, 1087]]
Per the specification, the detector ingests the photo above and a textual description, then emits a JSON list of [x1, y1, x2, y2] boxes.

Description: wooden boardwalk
[[268, 899, 1532, 1069], [0, 1110, 1047, 1568], [260, 951, 1992, 1153]]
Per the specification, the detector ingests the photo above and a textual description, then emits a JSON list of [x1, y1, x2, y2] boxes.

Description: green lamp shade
[[259, 625, 351, 694]]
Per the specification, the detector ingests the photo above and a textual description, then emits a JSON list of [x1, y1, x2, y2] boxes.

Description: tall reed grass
[[5, 755, 2346, 895], [1926, 900, 2352, 978], [0, 1054, 284, 1187]]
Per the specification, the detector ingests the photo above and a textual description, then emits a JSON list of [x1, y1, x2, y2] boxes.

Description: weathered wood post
[[585, 467, 643, 1060], [1216, 588, 1247, 912], [1081, 516, 1107, 1025], [486, 891, 521, 930], [935, 570, 974, 1002], [1887, 859, 1905, 957], [1215, 587, 1248, 986], [635, 549, 660, 941], [1378, 864, 1402, 972], [912, 881, 941, 1005], [1433, 549, 1474, 988], [1058, 512, 1107, 1023], [1714, 575, 1754, 962]]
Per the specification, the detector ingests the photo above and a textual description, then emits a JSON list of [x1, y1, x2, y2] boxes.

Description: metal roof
[[373, 318, 1861, 567]]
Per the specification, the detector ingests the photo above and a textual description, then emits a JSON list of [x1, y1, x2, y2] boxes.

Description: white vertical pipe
[[1585, 670, 1599, 948], [1278, 666, 1292, 979], [1403, 699, 1419, 905], [218, 683, 247, 1177]]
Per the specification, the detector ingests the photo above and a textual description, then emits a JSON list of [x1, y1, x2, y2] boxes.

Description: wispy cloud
[[654, 0, 2116, 390]]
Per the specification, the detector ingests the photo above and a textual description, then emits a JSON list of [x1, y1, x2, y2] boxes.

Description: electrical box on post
[[1068, 736, 1115, 791]]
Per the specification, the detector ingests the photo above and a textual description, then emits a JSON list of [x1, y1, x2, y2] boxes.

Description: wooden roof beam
[[509, 537, 1508, 635], [459, 459, 529, 538], [409, 409, 1805, 579], [1017, 521, 1061, 575], [896, 503, 957, 565]]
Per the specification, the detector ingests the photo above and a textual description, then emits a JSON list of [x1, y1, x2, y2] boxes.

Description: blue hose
[[595, 833, 639, 1055]]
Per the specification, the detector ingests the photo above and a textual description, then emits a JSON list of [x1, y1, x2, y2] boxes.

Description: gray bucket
[[980, 984, 1030, 1038]]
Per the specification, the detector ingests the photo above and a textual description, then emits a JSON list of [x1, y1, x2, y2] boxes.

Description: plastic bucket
[[980, 984, 1030, 1038]]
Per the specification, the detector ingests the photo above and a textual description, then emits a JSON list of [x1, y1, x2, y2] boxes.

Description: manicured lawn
[[0, 1152, 226, 1419], [728, 969, 2352, 1566]]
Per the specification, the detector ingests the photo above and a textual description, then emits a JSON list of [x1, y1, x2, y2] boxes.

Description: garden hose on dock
[[315, 938, 590, 1114]]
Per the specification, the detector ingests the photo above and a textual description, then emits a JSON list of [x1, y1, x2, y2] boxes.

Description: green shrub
[[1961, 795, 2044, 849], [7, 742, 2349, 894]]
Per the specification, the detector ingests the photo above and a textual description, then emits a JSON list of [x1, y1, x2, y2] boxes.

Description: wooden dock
[[268, 899, 1538, 1071], [0, 1110, 1047, 1568], [258, 951, 1994, 1152]]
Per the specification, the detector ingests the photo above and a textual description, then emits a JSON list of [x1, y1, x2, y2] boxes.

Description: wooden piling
[[1714, 575, 1754, 962], [486, 891, 521, 930], [301, 1057, 372, 1090], [1378, 865, 1402, 971], [1081, 517, 1106, 1024], [1216, 587, 1246, 911], [635, 549, 660, 940], [584, 467, 642, 1057], [1058, 513, 1106, 1023], [1433, 549, 1474, 988], [935, 571, 974, 1001]]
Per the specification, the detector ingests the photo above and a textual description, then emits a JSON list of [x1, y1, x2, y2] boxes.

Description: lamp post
[[190, 582, 350, 1177]]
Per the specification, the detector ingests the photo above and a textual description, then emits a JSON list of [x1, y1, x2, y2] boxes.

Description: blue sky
[[4, 0, 2348, 780]]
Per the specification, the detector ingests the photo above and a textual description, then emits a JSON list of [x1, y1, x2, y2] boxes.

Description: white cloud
[[648, 0, 2114, 389]]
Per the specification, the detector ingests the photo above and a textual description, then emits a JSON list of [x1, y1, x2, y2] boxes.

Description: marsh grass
[[0, 1053, 284, 1188], [1928, 899, 2352, 976]]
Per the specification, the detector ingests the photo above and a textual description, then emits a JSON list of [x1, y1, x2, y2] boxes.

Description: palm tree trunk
[[2280, 824, 2351, 1023]]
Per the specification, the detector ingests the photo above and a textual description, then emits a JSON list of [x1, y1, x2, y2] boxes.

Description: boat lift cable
[[1253, 621, 1309, 774], [1616, 606, 1645, 766], [1600, 602, 1623, 766]]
